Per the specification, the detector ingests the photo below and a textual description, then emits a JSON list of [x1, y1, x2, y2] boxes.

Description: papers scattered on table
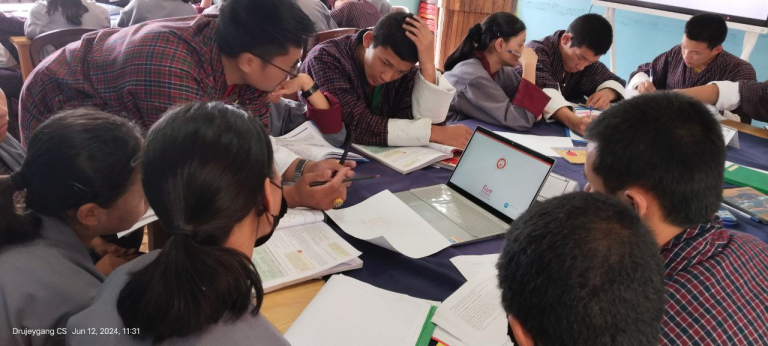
[[552, 146, 587, 164], [353, 142, 462, 174], [721, 124, 740, 149], [432, 272, 512, 346], [275, 122, 365, 162], [450, 254, 500, 280], [117, 208, 158, 238], [285, 275, 438, 346], [253, 210, 362, 293], [493, 132, 573, 157], [325, 190, 451, 258]]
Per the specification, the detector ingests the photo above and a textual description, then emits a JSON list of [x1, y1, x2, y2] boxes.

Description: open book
[[253, 209, 363, 293], [275, 122, 365, 162], [353, 142, 463, 174]]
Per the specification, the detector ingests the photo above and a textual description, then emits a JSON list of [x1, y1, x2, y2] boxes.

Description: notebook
[[252, 209, 362, 293], [722, 187, 768, 223], [285, 275, 439, 346], [725, 163, 768, 195], [275, 122, 366, 162], [353, 142, 462, 174]]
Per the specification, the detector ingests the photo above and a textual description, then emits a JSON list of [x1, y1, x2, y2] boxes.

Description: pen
[[589, 105, 593, 117], [339, 129, 353, 165], [508, 49, 521, 57], [649, 68, 654, 83], [309, 174, 380, 187], [721, 203, 766, 224]]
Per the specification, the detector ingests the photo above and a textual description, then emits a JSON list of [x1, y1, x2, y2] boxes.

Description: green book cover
[[415, 305, 438, 346], [724, 164, 768, 195]]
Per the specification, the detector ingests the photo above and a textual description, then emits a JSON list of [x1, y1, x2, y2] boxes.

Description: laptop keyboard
[[411, 187, 507, 237]]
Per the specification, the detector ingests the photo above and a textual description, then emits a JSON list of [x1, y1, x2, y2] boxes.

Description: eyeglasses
[[262, 58, 301, 79]]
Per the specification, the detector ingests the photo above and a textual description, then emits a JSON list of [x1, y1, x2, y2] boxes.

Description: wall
[[390, 0, 420, 12]]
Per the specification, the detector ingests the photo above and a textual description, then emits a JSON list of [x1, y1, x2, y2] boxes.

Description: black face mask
[[255, 182, 288, 248]]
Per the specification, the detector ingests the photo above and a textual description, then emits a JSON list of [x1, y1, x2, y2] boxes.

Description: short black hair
[[497, 192, 666, 346], [216, 0, 315, 61], [372, 12, 419, 64], [566, 13, 613, 56], [685, 13, 727, 49], [585, 92, 725, 227]]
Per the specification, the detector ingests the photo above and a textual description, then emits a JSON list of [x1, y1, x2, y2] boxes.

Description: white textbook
[[253, 209, 362, 293], [325, 190, 451, 258], [353, 142, 462, 174], [285, 275, 438, 346], [432, 272, 512, 346], [275, 122, 365, 161]]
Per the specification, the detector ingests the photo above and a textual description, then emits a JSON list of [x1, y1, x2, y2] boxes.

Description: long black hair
[[46, 0, 89, 26], [117, 102, 275, 343], [443, 12, 526, 72], [0, 109, 143, 248]]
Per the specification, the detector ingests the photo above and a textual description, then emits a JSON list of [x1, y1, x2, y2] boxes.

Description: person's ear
[[561, 33, 572, 47], [494, 37, 504, 52], [76, 203, 102, 228], [712, 45, 724, 55], [621, 188, 649, 218], [236, 52, 259, 74], [363, 31, 375, 49], [509, 315, 534, 346], [262, 177, 278, 217]]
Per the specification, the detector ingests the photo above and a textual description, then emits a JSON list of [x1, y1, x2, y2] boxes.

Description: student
[[67, 102, 313, 345], [117, 0, 197, 28], [20, 0, 354, 211], [24, 0, 110, 40], [296, 0, 338, 32], [628, 14, 757, 121], [498, 193, 666, 346], [678, 80, 768, 122], [0, 89, 23, 176], [443, 12, 550, 131], [518, 13, 625, 135], [583, 92, 768, 345], [0, 14, 24, 128], [331, 0, 382, 29], [0, 109, 147, 346], [301, 12, 469, 148]]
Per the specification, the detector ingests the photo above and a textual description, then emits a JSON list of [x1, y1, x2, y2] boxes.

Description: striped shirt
[[660, 217, 768, 345], [518, 30, 626, 101], [18, 16, 269, 145], [331, 0, 381, 29], [734, 80, 768, 122]]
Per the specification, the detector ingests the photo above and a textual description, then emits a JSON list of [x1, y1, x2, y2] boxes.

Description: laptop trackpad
[[410, 203, 449, 223]]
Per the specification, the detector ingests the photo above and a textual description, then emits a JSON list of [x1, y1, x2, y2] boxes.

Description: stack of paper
[[325, 190, 451, 258], [493, 132, 573, 157], [275, 122, 365, 161], [353, 142, 462, 174], [432, 272, 512, 346], [253, 209, 362, 293], [450, 254, 500, 280], [285, 275, 438, 346]]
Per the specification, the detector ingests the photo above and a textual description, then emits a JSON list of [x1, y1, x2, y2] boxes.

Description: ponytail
[[443, 12, 527, 72], [0, 174, 41, 247], [46, 0, 88, 26], [117, 102, 275, 342], [117, 234, 264, 343]]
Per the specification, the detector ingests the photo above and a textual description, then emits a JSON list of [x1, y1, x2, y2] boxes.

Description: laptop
[[395, 126, 556, 245]]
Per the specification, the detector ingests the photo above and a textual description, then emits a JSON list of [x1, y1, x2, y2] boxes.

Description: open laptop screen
[[447, 127, 555, 222]]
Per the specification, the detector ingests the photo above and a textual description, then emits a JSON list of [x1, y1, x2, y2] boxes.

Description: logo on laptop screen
[[480, 184, 493, 199], [496, 158, 507, 170]]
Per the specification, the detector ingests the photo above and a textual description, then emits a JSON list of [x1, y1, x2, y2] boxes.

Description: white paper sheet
[[276, 208, 325, 230], [493, 132, 574, 157], [116, 209, 158, 238], [450, 254, 500, 280], [253, 222, 362, 293], [721, 125, 740, 149], [325, 190, 451, 258], [275, 122, 364, 161], [285, 275, 435, 346], [432, 272, 510, 346]]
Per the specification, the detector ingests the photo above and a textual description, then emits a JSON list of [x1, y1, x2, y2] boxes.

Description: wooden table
[[260, 280, 325, 334], [722, 119, 768, 140]]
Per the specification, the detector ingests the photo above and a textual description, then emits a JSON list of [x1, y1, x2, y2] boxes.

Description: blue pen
[[589, 105, 593, 117], [649, 68, 654, 83]]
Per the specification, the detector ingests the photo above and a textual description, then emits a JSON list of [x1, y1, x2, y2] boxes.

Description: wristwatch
[[301, 83, 320, 99], [294, 159, 309, 182]]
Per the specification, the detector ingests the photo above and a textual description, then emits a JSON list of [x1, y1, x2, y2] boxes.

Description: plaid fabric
[[660, 216, 768, 345], [517, 30, 626, 100], [734, 80, 768, 123], [300, 30, 418, 146], [0, 12, 25, 61], [18, 15, 269, 145], [630, 45, 756, 91], [331, 0, 381, 29]]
